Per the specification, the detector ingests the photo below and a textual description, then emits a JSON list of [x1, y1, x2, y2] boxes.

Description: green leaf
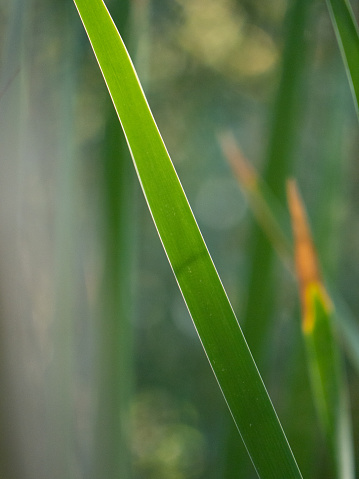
[[287, 181, 355, 479], [304, 285, 354, 479], [72, 1, 302, 477], [326, 0, 359, 118]]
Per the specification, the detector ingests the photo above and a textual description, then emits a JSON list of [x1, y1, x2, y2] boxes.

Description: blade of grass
[[72, 1, 303, 477], [287, 180, 354, 479], [326, 0, 359, 118]]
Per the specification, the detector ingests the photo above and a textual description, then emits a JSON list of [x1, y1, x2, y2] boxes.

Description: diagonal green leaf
[[73, 1, 303, 477], [326, 0, 359, 118]]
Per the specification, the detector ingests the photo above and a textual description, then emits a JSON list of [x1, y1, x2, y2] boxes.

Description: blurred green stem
[[243, 0, 312, 365], [94, 102, 135, 479], [93, 2, 135, 478]]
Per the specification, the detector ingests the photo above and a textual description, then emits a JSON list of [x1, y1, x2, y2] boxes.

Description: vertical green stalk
[[93, 2, 134, 478], [94, 105, 135, 479], [243, 0, 312, 364]]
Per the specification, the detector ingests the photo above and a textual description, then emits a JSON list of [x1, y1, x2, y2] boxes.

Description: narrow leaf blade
[[73, 1, 303, 477]]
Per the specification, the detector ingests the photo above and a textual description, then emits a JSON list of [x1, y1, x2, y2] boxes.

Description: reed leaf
[[287, 180, 354, 479], [72, 1, 303, 477]]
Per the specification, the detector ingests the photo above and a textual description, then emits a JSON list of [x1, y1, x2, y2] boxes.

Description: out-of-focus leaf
[[326, 0, 359, 118], [242, 0, 312, 366], [221, 134, 359, 379], [287, 180, 354, 479], [220, 132, 292, 269]]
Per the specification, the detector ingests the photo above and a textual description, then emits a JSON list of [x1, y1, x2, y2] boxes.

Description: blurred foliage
[[0, 0, 358, 478]]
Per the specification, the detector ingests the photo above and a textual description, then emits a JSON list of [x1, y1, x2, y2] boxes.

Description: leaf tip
[[287, 179, 332, 332]]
